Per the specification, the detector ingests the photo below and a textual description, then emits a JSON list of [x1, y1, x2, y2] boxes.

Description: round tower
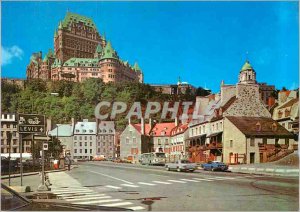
[[238, 60, 257, 84]]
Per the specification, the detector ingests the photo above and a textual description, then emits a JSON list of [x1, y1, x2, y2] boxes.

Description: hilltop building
[[26, 12, 143, 83]]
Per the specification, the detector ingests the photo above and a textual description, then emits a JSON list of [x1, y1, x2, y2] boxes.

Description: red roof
[[170, 123, 189, 136], [151, 122, 176, 137]]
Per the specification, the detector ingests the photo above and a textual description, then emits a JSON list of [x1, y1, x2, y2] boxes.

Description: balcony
[[207, 142, 222, 149]]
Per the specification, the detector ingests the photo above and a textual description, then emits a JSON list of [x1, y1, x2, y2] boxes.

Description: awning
[[187, 134, 206, 140], [207, 132, 222, 138]]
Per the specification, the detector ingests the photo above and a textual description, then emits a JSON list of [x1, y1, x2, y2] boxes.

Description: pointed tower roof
[[58, 21, 63, 30], [241, 60, 253, 71], [95, 44, 102, 53], [100, 41, 119, 60], [133, 62, 141, 72]]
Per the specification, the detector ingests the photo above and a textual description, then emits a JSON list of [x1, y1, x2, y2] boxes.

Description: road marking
[[256, 168, 265, 172], [101, 202, 133, 207], [181, 179, 199, 182], [53, 190, 92, 194], [121, 184, 140, 188], [52, 188, 92, 192], [168, 180, 187, 183], [127, 206, 145, 211], [138, 182, 156, 186], [152, 181, 172, 185], [105, 185, 122, 189], [266, 168, 274, 172], [192, 178, 213, 181], [63, 194, 106, 199], [275, 169, 285, 173], [89, 171, 133, 184], [56, 192, 96, 197], [65, 196, 111, 202], [76, 199, 121, 205]]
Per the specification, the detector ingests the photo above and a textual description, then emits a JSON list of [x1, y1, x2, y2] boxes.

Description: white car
[[165, 160, 197, 172]]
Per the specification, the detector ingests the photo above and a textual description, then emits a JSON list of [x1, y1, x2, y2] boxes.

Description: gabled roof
[[131, 123, 152, 136], [61, 12, 97, 30], [74, 121, 97, 135], [278, 98, 298, 109], [226, 116, 293, 138], [48, 124, 73, 137], [170, 123, 189, 136], [150, 122, 176, 137]]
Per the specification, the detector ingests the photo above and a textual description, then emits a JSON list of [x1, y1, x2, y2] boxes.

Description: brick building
[[26, 12, 143, 83]]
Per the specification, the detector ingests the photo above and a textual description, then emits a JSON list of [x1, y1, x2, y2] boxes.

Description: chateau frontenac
[[26, 12, 143, 83]]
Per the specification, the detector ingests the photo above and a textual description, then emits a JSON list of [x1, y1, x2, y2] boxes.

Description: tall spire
[[58, 21, 63, 30]]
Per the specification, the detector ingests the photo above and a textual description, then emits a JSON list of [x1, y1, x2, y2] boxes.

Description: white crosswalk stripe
[[127, 206, 146, 211], [168, 180, 187, 183], [100, 202, 133, 207], [121, 184, 140, 188], [181, 179, 199, 182], [49, 172, 144, 210], [105, 185, 122, 189], [138, 182, 156, 186], [152, 181, 172, 185], [192, 178, 214, 181]]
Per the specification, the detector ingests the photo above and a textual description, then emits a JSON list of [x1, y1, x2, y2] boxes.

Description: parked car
[[201, 161, 228, 171], [165, 160, 197, 172], [1, 183, 131, 211]]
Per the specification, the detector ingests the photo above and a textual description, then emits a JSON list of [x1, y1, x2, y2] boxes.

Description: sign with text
[[18, 114, 45, 134]]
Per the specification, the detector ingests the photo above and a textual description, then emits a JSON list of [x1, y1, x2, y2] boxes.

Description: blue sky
[[1, 1, 299, 92]]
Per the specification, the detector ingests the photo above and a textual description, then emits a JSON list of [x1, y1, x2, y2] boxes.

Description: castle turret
[[238, 60, 257, 84]]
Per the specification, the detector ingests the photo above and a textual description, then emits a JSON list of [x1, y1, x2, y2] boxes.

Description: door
[[250, 152, 255, 164]]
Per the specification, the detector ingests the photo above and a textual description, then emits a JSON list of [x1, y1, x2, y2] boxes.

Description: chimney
[[175, 117, 179, 127], [268, 96, 275, 109], [141, 118, 145, 135]]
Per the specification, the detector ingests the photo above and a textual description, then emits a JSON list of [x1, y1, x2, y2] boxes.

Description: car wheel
[[177, 167, 181, 172], [165, 166, 170, 171], [212, 167, 216, 171]]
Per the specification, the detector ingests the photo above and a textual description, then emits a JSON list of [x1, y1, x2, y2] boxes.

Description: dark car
[[201, 161, 229, 171], [1, 184, 132, 211]]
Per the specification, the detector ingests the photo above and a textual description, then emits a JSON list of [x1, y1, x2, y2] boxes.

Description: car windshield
[[155, 153, 166, 158], [1, 185, 29, 211]]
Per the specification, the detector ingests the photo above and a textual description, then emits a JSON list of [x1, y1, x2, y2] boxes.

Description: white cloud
[[1, 45, 24, 66]]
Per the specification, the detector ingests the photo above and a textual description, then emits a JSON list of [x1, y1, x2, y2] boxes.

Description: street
[[47, 162, 299, 211]]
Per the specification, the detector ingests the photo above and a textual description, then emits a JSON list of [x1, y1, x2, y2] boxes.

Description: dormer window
[[256, 122, 261, 131], [272, 123, 278, 132], [278, 111, 283, 119], [285, 109, 290, 117]]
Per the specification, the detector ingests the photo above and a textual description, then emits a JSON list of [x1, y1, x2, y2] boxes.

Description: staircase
[[267, 149, 294, 162]]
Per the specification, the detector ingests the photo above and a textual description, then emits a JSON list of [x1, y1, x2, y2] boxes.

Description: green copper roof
[[100, 41, 119, 60], [43, 49, 55, 62], [63, 58, 100, 67], [133, 62, 141, 72], [58, 21, 63, 30], [241, 60, 253, 71], [95, 44, 103, 53], [51, 58, 62, 68], [61, 12, 97, 31]]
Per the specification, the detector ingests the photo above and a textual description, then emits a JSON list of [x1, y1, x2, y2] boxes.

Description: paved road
[[47, 161, 299, 211]]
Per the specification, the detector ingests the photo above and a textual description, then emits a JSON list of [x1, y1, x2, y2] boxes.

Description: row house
[[169, 124, 189, 162], [97, 121, 116, 159]]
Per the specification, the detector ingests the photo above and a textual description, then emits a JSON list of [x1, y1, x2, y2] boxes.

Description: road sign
[[18, 114, 45, 134], [34, 135, 51, 141], [43, 143, 48, 151]]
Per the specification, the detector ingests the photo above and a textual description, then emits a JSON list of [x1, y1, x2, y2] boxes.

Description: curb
[[1, 169, 66, 180], [228, 167, 299, 176]]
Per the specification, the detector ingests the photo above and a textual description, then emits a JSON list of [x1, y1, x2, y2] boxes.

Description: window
[[133, 138, 137, 144], [79, 136, 82, 140], [285, 139, 289, 146], [285, 109, 290, 117], [250, 138, 255, 147], [126, 138, 129, 144], [85, 136, 87, 140], [278, 111, 283, 119], [85, 142, 87, 146], [158, 139, 161, 145], [230, 140, 233, 148], [90, 149, 92, 154], [79, 142, 82, 147], [90, 136, 92, 140], [90, 142, 92, 146], [85, 149, 87, 153], [74, 149, 77, 153], [74, 136, 77, 140], [282, 123, 286, 128], [288, 123, 292, 129], [74, 142, 77, 147], [79, 149, 82, 153], [263, 138, 267, 145], [165, 139, 169, 145]]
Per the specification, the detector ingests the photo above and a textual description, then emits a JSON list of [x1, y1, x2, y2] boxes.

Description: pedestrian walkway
[[48, 172, 145, 211]]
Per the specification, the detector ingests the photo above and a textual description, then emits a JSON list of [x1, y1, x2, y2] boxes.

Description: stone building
[[97, 121, 116, 159], [0, 113, 31, 154], [188, 60, 296, 164], [26, 12, 143, 83], [72, 119, 97, 160], [258, 83, 276, 106]]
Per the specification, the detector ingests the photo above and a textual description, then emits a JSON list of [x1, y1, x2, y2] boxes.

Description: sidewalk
[[228, 152, 299, 177]]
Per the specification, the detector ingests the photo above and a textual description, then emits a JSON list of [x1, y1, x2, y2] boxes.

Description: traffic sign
[[34, 135, 51, 141], [43, 143, 48, 151], [18, 114, 45, 134]]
